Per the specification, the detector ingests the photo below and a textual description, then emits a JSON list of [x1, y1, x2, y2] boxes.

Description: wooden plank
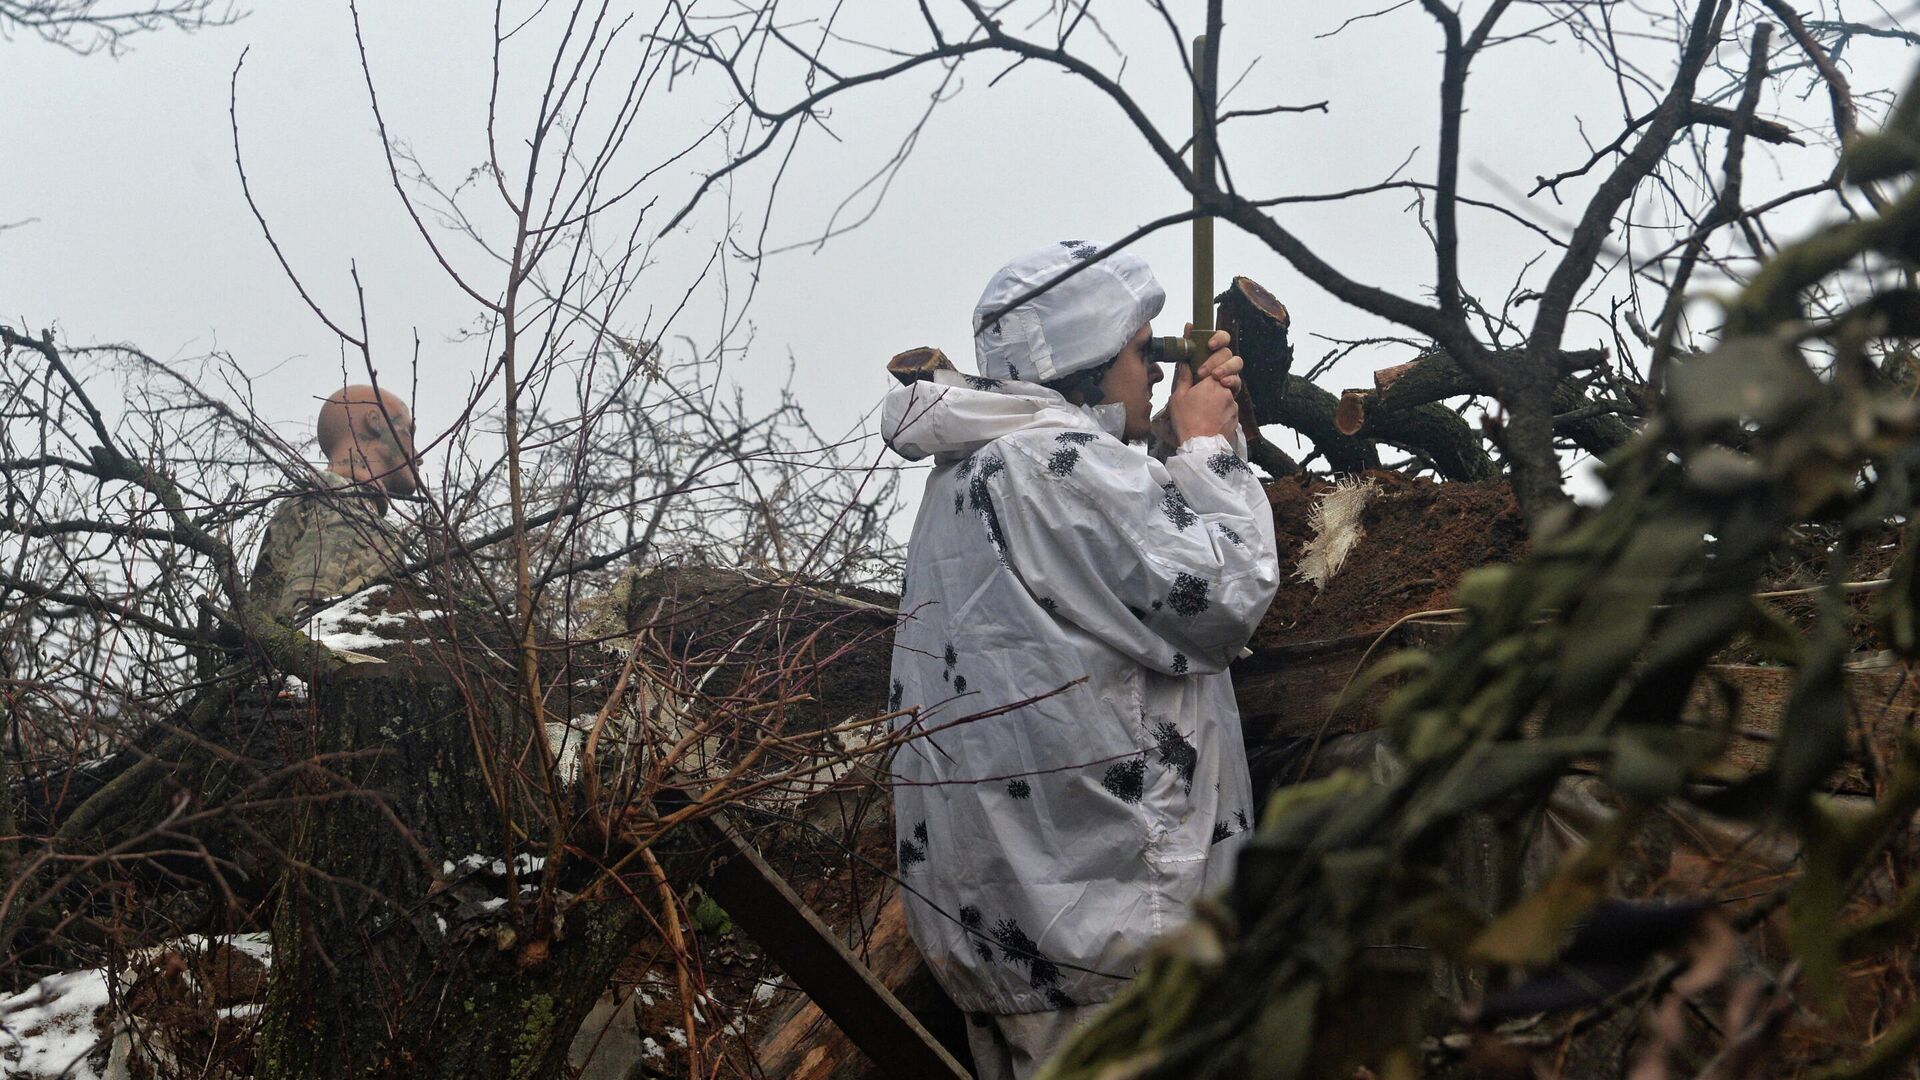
[[690, 807, 972, 1080], [754, 888, 969, 1080]]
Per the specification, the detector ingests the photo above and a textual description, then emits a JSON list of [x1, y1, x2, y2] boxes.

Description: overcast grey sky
[[6, 2, 1917, 521]]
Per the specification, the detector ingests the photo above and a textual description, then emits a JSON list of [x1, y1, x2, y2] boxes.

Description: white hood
[[879, 370, 1126, 463]]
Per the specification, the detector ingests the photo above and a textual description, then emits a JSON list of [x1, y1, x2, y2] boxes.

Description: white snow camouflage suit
[[882, 369, 1280, 1014]]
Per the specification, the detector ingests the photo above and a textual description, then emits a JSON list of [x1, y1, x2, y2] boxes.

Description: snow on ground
[[0, 933, 272, 1080], [3, 931, 710, 1078], [0, 968, 113, 1080], [751, 977, 783, 1006]]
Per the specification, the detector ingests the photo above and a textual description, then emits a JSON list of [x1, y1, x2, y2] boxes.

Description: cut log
[[1213, 276, 1292, 426], [1324, 349, 1629, 460], [888, 347, 958, 385]]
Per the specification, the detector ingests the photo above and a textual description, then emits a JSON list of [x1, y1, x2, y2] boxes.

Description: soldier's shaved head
[[318, 385, 419, 496]]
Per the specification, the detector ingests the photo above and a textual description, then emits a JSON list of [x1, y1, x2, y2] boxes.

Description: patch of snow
[[303, 587, 399, 651], [751, 978, 782, 1006], [641, 1037, 664, 1060], [444, 854, 494, 877], [0, 968, 112, 1080], [222, 933, 272, 963], [664, 1026, 688, 1048], [280, 675, 309, 702], [302, 590, 450, 653], [0, 933, 273, 1080]]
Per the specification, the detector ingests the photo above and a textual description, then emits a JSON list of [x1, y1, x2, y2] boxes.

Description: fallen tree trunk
[[254, 655, 652, 1080]]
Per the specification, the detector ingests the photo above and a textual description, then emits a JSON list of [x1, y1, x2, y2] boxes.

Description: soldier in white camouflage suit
[[247, 386, 418, 625], [882, 243, 1279, 1079]]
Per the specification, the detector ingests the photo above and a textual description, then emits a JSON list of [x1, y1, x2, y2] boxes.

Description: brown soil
[[1255, 470, 1529, 648], [1254, 471, 1904, 653]]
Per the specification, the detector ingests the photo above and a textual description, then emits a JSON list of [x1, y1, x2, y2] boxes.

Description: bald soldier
[[247, 386, 419, 625]]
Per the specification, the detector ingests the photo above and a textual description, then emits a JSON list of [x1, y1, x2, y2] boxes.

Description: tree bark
[[254, 660, 648, 1080], [1266, 376, 1381, 474], [1335, 389, 1499, 480], [1214, 276, 1294, 426]]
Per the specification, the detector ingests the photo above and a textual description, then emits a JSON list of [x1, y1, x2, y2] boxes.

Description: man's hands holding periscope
[[1165, 327, 1244, 445]]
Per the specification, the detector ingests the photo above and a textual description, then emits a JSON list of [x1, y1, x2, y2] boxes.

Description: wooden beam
[[681, 801, 972, 1080]]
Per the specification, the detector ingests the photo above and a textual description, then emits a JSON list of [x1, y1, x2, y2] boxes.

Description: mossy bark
[[254, 663, 646, 1080]]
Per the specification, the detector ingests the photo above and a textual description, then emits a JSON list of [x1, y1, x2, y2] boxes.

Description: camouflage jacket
[[247, 471, 401, 625]]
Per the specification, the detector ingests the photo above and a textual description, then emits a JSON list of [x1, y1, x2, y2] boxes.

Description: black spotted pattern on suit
[[958, 454, 977, 477], [1167, 573, 1211, 616], [1211, 820, 1234, 845], [964, 374, 1003, 391], [992, 918, 1064, 990], [1207, 450, 1251, 477], [1046, 446, 1080, 476], [1007, 778, 1031, 799], [1045, 988, 1074, 1008], [953, 674, 968, 693], [1101, 757, 1146, 803], [1153, 722, 1198, 794], [944, 643, 958, 668], [967, 456, 1010, 559], [1215, 522, 1244, 546], [1160, 483, 1197, 529], [953, 491, 965, 515], [899, 818, 927, 867], [888, 680, 903, 711], [959, 905, 994, 962], [1171, 651, 1188, 674], [1036, 596, 1058, 614], [1055, 431, 1097, 445], [1235, 809, 1251, 832], [1059, 239, 1100, 261]]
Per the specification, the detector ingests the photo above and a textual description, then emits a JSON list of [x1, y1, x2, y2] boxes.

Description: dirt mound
[[1255, 470, 1528, 648]]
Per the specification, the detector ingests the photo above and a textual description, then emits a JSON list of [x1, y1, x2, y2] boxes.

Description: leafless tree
[[657, 0, 1915, 527], [2, 2, 912, 1076], [0, 0, 239, 54]]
